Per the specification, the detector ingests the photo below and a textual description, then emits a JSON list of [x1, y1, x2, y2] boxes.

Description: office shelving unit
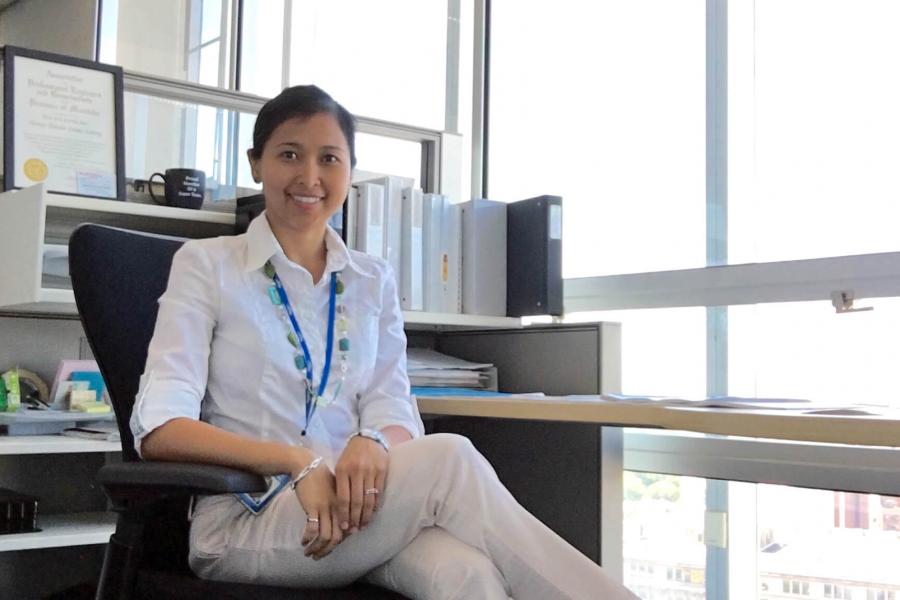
[[0, 185, 523, 330], [0, 437, 119, 553]]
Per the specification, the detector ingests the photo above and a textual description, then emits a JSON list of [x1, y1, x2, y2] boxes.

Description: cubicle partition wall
[[412, 322, 623, 571]]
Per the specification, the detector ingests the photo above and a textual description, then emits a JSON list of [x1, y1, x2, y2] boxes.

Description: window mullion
[[228, 0, 241, 90], [706, 2, 729, 600], [471, 0, 488, 200], [281, 0, 292, 90], [445, 0, 461, 134]]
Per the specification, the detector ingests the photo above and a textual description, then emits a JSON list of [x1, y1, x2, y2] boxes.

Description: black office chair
[[69, 224, 408, 600]]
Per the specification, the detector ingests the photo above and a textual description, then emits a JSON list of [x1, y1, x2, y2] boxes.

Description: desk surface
[[417, 396, 900, 448]]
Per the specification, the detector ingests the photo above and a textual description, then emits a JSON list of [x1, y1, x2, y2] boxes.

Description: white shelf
[[0, 187, 524, 329], [38, 288, 75, 304], [47, 192, 235, 225], [0, 512, 115, 552], [402, 311, 522, 330], [0, 436, 120, 455]]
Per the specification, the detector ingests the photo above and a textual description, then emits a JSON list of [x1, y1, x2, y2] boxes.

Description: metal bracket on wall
[[831, 290, 874, 314]]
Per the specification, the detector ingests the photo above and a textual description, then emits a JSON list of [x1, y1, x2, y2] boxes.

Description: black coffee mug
[[148, 169, 206, 209]]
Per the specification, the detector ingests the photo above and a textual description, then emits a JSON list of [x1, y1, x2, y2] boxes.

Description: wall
[[0, 0, 98, 59], [0, 0, 99, 184], [0, 315, 88, 386]]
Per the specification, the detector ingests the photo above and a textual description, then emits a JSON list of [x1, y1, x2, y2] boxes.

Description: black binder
[[506, 195, 563, 317]]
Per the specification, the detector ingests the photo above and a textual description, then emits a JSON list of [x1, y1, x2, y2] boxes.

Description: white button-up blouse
[[130, 213, 424, 469]]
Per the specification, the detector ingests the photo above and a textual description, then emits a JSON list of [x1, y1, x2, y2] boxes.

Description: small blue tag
[[268, 286, 282, 305]]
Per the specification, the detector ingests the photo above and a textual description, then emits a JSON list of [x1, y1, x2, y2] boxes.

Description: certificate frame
[[3, 45, 126, 201]]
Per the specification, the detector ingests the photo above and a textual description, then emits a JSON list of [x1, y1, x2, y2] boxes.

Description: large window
[[239, 0, 450, 130], [729, 0, 900, 264], [488, 0, 707, 278], [623, 472, 707, 600], [490, 1, 900, 597], [623, 475, 900, 599], [123, 92, 257, 201], [99, 0, 231, 86], [99, 0, 460, 200]]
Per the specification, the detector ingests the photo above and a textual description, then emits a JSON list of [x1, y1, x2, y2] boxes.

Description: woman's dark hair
[[249, 85, 357, 168]]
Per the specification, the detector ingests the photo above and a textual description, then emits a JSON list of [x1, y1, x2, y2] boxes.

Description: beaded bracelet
[[290, 456, 323, 491]]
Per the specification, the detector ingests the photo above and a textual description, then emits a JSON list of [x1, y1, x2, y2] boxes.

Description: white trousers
[[189, 433, 637, 600]]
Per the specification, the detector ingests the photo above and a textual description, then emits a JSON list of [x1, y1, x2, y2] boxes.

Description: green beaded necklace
[[264, 260, 349, 434]]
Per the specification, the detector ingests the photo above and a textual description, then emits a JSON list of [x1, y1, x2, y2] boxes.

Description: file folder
[[460, 198, 507, 316], [506, 195, 563, 317], [401, 187, 424, 310], [355, 182, 385, 259]]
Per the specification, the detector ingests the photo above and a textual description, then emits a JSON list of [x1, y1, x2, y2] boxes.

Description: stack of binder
[[354, 181, 386, 259], [341, 176, 462, 315], [406, 348, 496, 390], [239, 180, 563, 320]]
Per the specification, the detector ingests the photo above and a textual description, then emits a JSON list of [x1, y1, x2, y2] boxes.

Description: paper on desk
[[412, 388, 546, 398], [415, 392, 884, 415], [601, 393, 813, 408], [600, 394, 880, 414]]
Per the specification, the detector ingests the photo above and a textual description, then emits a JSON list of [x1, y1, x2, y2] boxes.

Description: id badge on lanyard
[[235, 474, 292, 515]]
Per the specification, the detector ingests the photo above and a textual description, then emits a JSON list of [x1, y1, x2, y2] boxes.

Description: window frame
[[98, 0, 458, 194], [480, 0, 900, 597]]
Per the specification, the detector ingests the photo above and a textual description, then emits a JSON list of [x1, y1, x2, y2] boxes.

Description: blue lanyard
[[271, 270, 337, 435]]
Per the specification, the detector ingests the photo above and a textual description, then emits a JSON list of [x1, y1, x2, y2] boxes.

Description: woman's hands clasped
[[335, 436, 388, 535], [292, 437, 388, 560]]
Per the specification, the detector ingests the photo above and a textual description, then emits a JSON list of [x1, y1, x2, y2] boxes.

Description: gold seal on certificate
[[23, 158, 49, 182]]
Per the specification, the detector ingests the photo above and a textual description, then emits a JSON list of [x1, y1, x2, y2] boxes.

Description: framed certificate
[[3, 45, 125, 200]]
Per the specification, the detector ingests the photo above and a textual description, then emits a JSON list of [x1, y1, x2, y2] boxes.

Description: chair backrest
[[69, 224, 185, 462]]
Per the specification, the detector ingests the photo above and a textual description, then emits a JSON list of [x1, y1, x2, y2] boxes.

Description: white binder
[[423, 193, 461, 314], [444, 200, 461, 314], [355, 182, 385, 259], [400, 187, 424, 310], [370, 176, 411, 279], [461, 198, 507, 316]]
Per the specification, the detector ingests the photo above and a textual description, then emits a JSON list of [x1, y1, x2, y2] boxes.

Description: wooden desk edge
[[416, 396, 900, 449]]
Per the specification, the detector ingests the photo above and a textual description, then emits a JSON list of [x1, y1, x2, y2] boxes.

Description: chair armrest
[[98, 461, 268, 497]]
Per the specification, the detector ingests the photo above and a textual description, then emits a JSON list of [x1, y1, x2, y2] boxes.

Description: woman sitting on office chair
[[131, 84, 635, 600]]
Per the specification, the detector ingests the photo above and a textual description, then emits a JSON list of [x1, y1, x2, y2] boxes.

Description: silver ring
[[307, 516, 320, 524], [364, 488, 380, 496]]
